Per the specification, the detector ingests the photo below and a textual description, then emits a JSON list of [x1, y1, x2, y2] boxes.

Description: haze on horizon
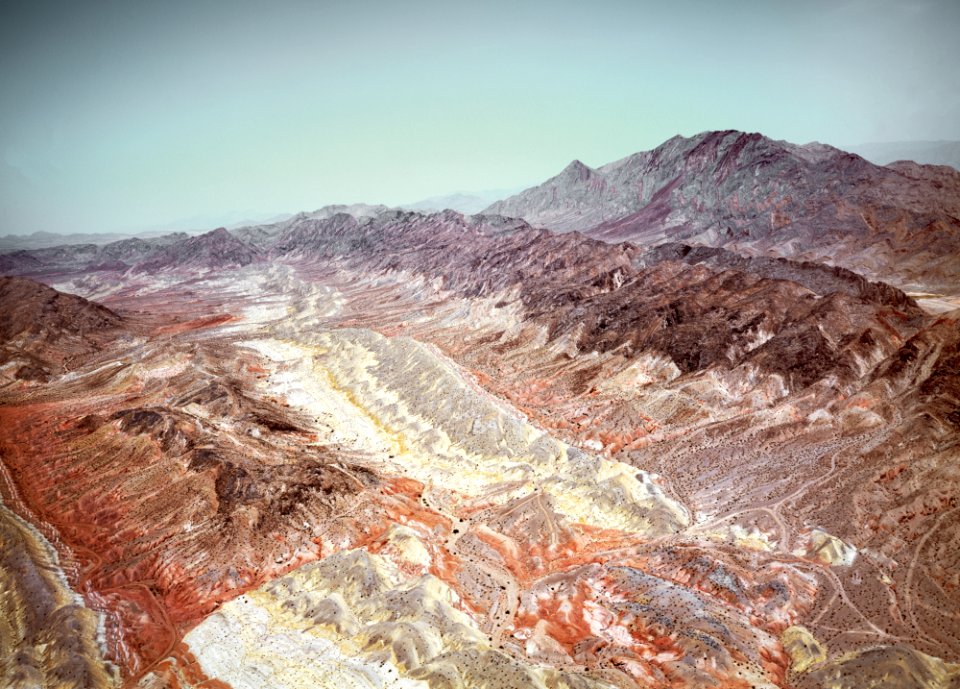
[[2, 0, 959, 236]]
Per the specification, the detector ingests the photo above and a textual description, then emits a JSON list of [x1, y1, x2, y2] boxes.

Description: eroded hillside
[[1, 208, 958, 689]]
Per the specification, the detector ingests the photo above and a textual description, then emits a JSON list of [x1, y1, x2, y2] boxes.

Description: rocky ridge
[[485, 130, 960, 291]]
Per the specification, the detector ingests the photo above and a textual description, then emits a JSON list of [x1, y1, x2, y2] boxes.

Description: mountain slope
[[0, 276, 126, 381], [485, 130, 960, 291], [0, 276, 123, 342], [265, 210, 927, 394], [135, 227, 261, 271]]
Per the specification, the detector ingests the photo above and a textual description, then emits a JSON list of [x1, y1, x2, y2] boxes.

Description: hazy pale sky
[[2, 0, 959, 234]]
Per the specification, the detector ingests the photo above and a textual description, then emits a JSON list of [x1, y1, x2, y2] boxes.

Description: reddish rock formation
[[0, 276, 127, 381]]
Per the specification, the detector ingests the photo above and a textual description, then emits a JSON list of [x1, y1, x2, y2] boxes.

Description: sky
[[2, 0, 959, 235]]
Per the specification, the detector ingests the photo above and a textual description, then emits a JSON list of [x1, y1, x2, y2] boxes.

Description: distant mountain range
[[399, 188, 525, 214], [230, 203, 389, 247], [847, 140, 960, 170], [484, 130, 960, 291], [0, 229, 182, 251], [3, 131, 959, 293], [0, 193, 520, 251], [0, 232, 189, 275]]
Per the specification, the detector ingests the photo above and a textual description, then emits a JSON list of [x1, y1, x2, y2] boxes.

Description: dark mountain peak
[[182, 227, 254, 252], [272, 211, 364, 254], [597, 129, 768, 165], [688, 128, 754, 145], [637, 130, 849, 171], [483, 130, 960, 290], [135, 228, 261, 272], [682, 130, 792, 164], [97, 232, 190, 259]]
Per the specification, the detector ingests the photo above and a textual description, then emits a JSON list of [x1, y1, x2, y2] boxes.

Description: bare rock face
[[134, 227, 261, 272], [485, 130, 960, 291]]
